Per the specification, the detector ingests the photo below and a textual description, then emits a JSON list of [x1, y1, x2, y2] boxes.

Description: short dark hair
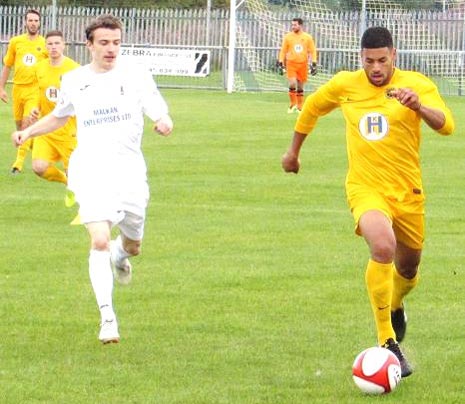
[[45, 30, 64, 39], [85, 14, 123, 42], [292, 18, 304, 26], [361, 26, 393, 49], [25, 9, 40, 19]]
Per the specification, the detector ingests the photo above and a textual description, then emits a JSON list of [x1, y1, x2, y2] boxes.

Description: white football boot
[[99, 318, 120, 344], [113, 258, 132, 285], [110, 240, 133, 285]]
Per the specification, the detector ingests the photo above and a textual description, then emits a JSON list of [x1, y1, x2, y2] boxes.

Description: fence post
[[226, 1, 237, 93], [51, 0, 57, 29], [359, 0, 366, 41]]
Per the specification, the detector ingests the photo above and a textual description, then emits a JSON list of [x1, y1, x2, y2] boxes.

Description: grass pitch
[[0, 88, 464, 403]]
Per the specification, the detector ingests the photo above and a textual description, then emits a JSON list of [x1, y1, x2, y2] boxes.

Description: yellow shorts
[[286, 62, 308, 83], [32, 135, 77, 170], [12, 84, 37, 122], [348, 185, 425, 250]]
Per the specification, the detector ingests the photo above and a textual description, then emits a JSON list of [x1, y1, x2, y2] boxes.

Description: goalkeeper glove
[[276, 61, 285, 76], [310, 62, 317, 76]]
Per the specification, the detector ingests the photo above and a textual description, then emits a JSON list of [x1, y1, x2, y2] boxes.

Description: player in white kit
[[11, 14, 174, 344]]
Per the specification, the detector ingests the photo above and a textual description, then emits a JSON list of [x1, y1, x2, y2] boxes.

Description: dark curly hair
[[361, 27, 393, 49]]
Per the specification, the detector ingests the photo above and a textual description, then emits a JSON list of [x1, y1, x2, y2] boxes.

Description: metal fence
[[1, 5, 465, 94]]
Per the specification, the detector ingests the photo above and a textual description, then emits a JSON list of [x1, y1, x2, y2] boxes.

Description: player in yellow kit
[[30, 30, 79, 201], [0, 9, 48, 174], [281, 27, 454, 378], [277, 18, 317, 113]]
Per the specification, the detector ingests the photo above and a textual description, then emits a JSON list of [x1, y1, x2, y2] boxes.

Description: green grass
[[0, 88, 464, 403]]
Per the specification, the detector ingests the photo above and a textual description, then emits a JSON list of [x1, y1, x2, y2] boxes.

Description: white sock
[[88, 249, 115, 321], [110, 235, 131, 267]]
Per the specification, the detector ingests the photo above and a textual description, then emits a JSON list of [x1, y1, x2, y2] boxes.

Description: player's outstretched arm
[[416, 104, 448, 132], [282, 131, 308, 174], [12, 113, 68, 147], [389, 87, 450, 132], [154, 114, 173, 136]]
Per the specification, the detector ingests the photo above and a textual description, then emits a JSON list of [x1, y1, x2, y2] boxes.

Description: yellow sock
[[42, 166, 67, 184], [12, 138, 33, 170], [391, 268, 419, 310], [365, 259, 395, 345], [70, 213, 82, 226]]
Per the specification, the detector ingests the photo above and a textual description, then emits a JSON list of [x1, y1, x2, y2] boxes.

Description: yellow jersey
[[3, 33, 48, 85], [279, 31, 317, 65], [34, 56, 80, 141], [295, 68, 455, 201]]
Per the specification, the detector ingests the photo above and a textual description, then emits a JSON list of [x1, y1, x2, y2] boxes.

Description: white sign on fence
[[119, 46, 210, 77]]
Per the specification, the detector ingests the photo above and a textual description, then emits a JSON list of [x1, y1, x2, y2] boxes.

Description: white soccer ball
[[352, 347, 402, 394]]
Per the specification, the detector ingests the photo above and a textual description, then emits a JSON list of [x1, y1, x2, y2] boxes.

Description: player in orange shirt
[[282, 27, 454, 378], [277, 18, 317, 113], [0, 9, 47, 174]]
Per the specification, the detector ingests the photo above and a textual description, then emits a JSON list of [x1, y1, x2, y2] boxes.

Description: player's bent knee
[[32, 167, 47, 177], [125, 242, 141, 257], [32, 160, 48, 177], [92, 237, 111, 252], [370, 239, 396, 263], [396, 259, 420, 279], [397, 266, 418, 279]]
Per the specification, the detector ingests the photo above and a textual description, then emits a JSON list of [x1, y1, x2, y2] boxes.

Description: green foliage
[[1, 88, 464, 403], [0, 0, 229, 8]]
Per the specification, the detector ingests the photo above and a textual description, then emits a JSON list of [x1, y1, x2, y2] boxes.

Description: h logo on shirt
[[46, 86, 60, 102], [22, 53, 37, 66], [358, 113, 389, 141], [367, 116, 383, 134]]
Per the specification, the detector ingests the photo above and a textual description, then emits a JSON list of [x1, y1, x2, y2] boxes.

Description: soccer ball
[[352, 347, 402, 394]]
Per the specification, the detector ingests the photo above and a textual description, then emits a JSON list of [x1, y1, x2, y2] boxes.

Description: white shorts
[[114, 210, 146, 241], [68, 149, 149, 230]]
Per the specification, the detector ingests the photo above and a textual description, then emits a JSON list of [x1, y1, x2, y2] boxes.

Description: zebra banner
[[119, 46, 210, 77]]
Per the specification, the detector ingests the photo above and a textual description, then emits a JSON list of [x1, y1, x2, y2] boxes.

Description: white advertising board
[[119, 46, 210, 77]]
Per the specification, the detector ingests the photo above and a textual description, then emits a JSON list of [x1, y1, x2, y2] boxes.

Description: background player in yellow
[[0, 9, 47, 174], [277, 18, 317, 113], [281, 27, 454, 378], [30, 30, 79, 206]]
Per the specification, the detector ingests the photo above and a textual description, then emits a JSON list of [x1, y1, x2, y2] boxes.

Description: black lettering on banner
[[194, 52, 209, 75]]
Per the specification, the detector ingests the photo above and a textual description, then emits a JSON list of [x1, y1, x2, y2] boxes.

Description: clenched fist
[[282, 151, 300, 173]]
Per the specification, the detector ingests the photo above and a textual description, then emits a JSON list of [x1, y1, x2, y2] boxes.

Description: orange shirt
[[279, 31, 317, 65]]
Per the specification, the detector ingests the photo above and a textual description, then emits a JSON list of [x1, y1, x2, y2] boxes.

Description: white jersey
[[53, 61, 169, 221]]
